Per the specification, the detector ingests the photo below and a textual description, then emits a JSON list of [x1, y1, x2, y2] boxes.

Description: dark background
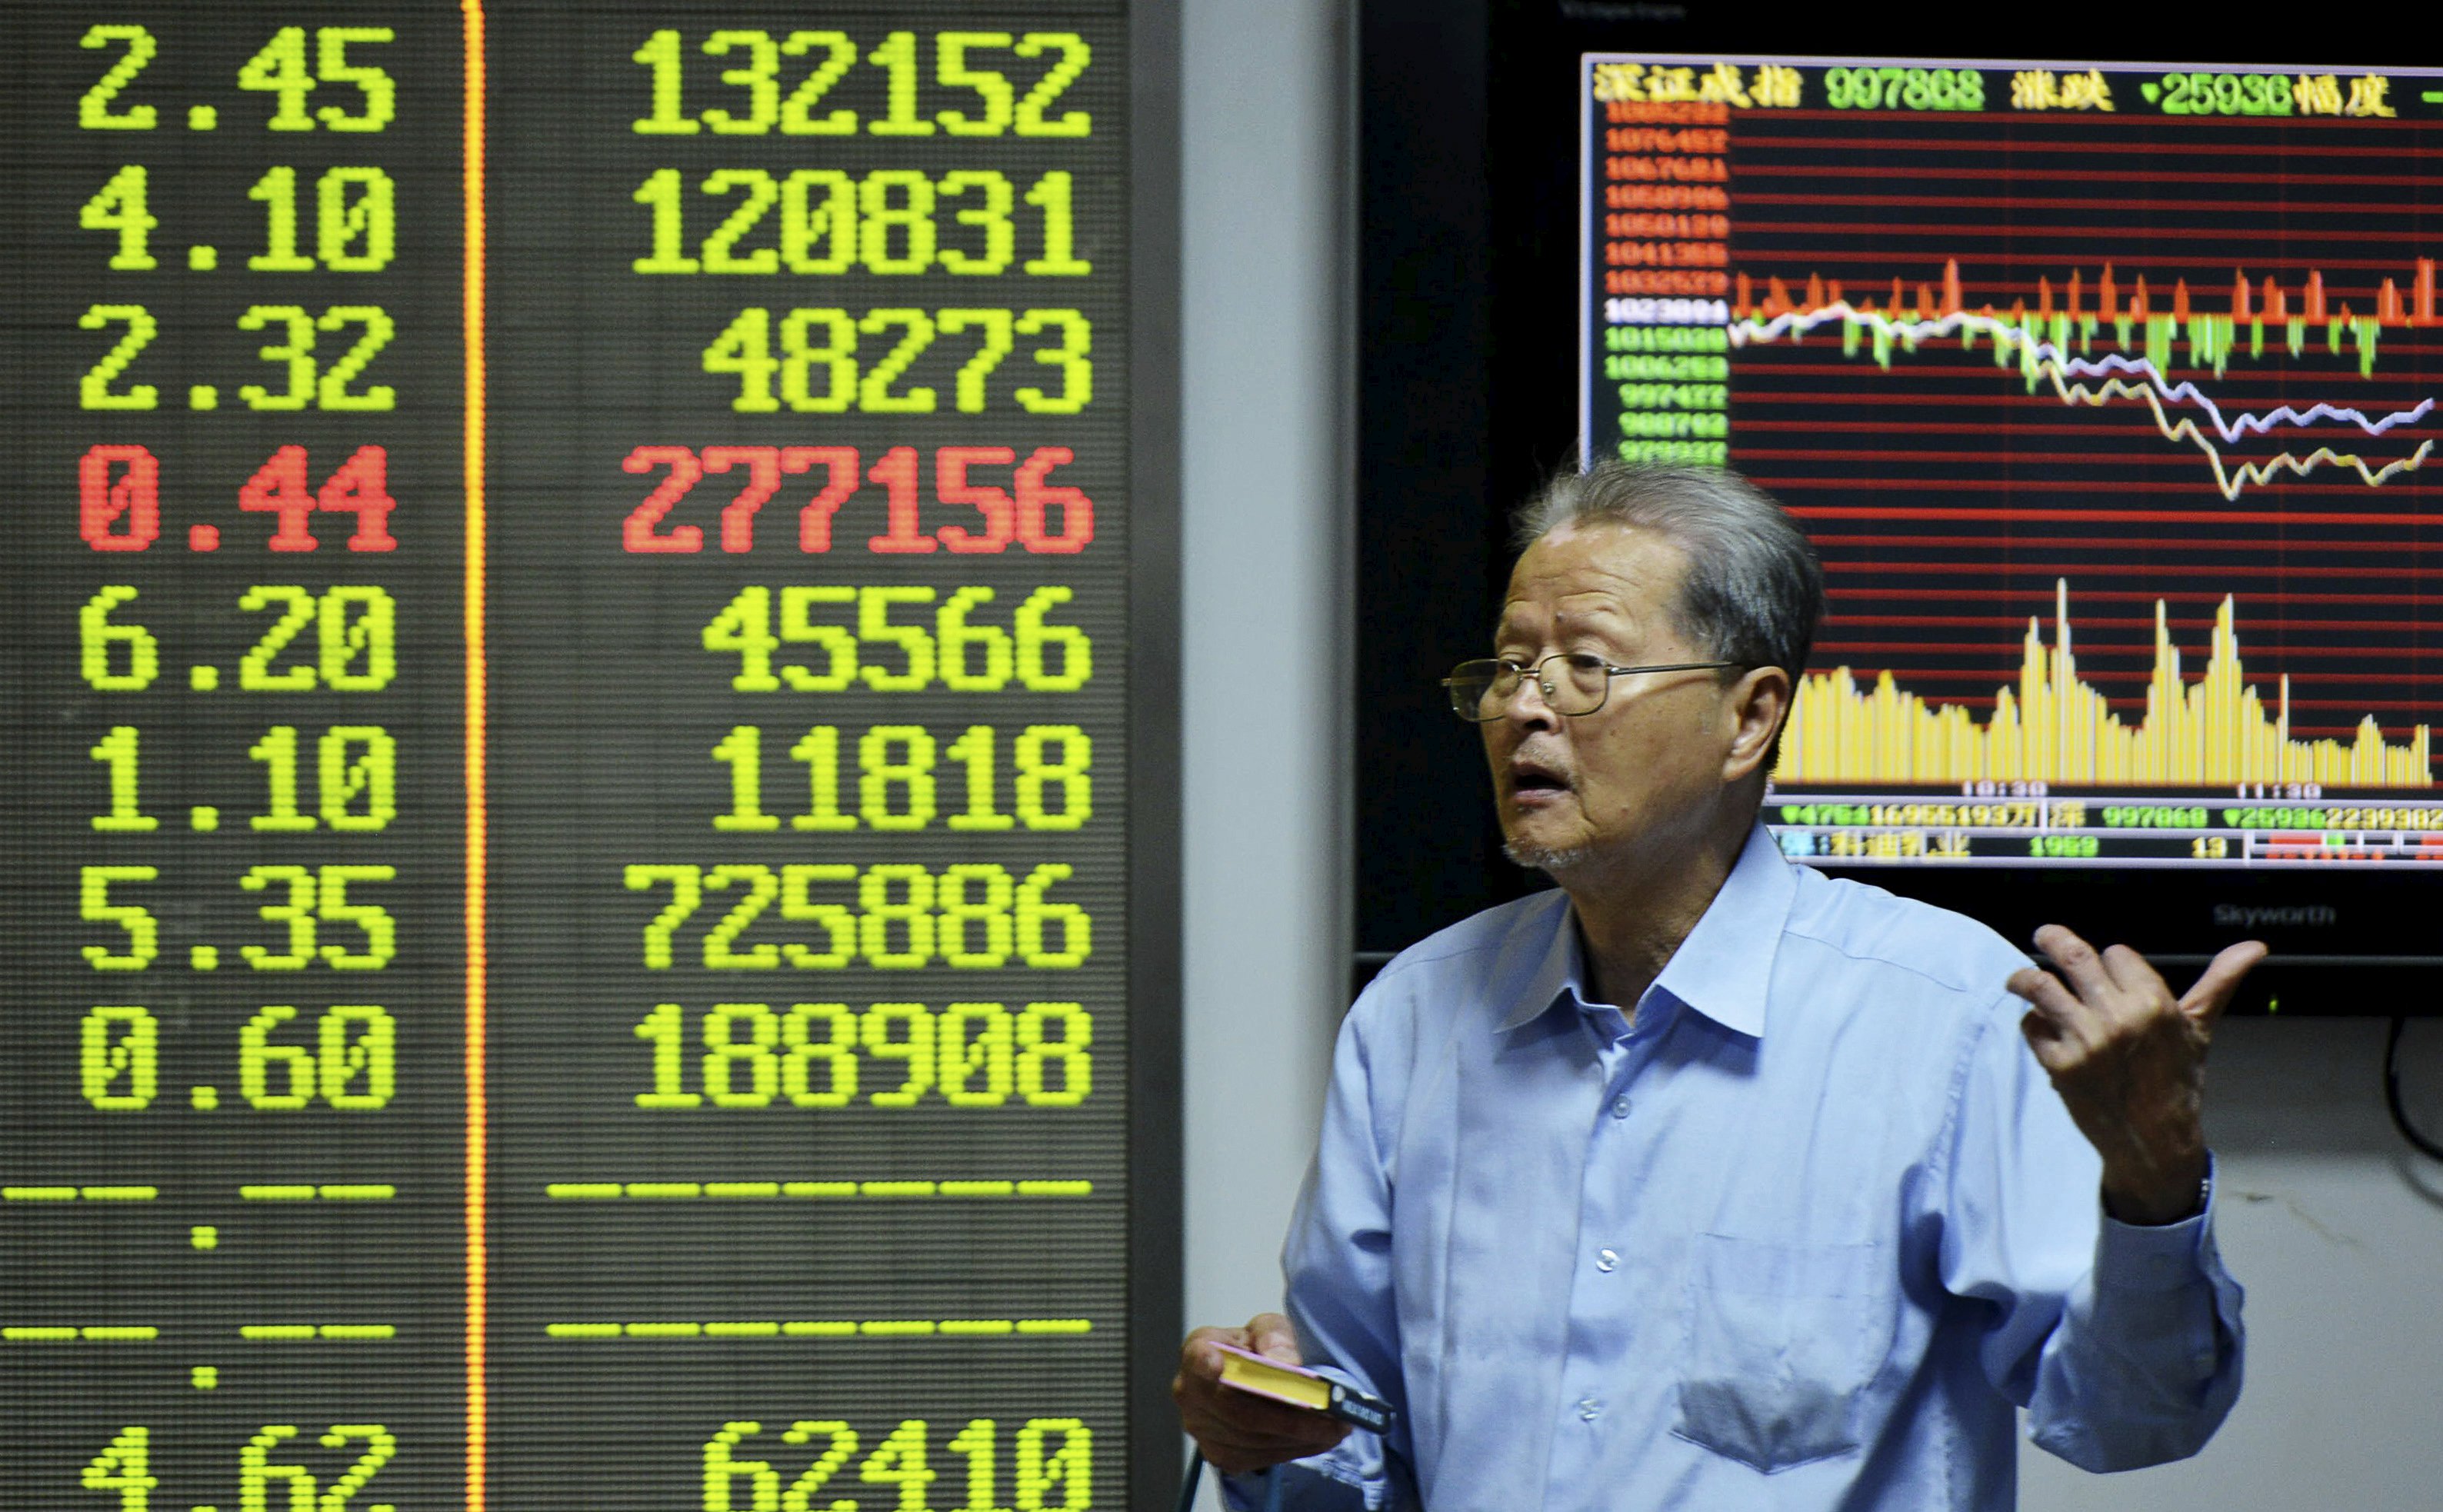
[[1356, 0, 2443, 1007]]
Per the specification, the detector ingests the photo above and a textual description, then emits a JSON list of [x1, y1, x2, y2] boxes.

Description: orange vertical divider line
[[460, 3, 490, 1510]]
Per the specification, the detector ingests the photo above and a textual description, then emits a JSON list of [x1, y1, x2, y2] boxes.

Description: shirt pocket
[[1671, 1234, 1895, 1474]]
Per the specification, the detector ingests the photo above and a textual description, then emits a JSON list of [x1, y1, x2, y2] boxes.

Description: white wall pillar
[[1178, 0, 1352, 1428]]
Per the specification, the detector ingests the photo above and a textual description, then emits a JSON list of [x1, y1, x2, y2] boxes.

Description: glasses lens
[[1445, 660, 1510, 721], [1547, 653, 1611, 714]]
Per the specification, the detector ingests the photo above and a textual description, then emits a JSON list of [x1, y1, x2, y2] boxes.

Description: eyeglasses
[[1442, 653, 1741, 721]]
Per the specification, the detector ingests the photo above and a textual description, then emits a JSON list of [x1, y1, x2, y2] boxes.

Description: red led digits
[[865, 446, 932, 553], [239, 446, 318, 550], [934, 447, 1015, 553], [235, 445, 398, 551], [619, 444, 1092, 555], [1013, 446, 1091, 554], [79, 445, 161, 552], [702, 446, 782, 554], [622, 445, 705, 552], [785, 446, 859, 553], [315, 447, 398, 551]]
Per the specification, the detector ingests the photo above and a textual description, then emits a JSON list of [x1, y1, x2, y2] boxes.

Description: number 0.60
[[80, 1003, 395, 1111]]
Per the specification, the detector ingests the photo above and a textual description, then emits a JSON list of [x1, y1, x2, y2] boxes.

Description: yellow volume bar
[[2, 1187, 157, 1201], [238, 1324, 398, 1340], [544, 1179, 1092, 1198], [1775, 581, 2433, 788], [2, 1326, 160, 1342], [545, 1318, 1093, 1339], [238, 1184, 397, 1200]]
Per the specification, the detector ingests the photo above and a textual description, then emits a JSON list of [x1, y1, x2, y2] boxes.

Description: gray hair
[[1511, 461, 1824, 679]]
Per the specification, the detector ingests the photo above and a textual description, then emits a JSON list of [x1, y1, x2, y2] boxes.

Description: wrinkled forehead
[[1496, 522, 1689, 644]]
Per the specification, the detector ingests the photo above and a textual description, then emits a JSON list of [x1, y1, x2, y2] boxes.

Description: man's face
[[1482, 521, 1743, 874]]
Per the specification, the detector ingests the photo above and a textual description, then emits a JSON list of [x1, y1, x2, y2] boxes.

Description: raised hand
[[2005, 926, 2268, 1225]]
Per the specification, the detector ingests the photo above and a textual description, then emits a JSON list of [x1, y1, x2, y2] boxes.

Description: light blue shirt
[[1231, 824, 2243, 1510]]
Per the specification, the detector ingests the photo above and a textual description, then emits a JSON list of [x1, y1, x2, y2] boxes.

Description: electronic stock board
[[1581, 55, 2443, 881], [1, 5, 1179, 1509]]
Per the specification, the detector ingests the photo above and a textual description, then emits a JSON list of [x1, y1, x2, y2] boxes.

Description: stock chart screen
[[1581, 54, 2443, 871], [1, 4, 1168, 1510]]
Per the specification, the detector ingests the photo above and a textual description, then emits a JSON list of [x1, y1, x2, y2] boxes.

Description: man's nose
[[1504, 672, 1564, 728]]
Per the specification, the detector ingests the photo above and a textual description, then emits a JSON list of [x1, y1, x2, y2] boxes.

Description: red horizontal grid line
[[1828, 614, 2421, 632], [1819, 561, 2443, 578], [1778, 689, 2435, 718], [2282, 704, 2441, 714], [1730, 192, 2443, 215], [1810, 534, 2439, 555], [1735, 165, 2436, 186], [1739, 421, 2443, 439], [1823, 587, 2438, 604], [1817, 638, 2443, 658], [1731, 390, 2441, 408], [1771, 484, 2440, 504], [1734, 135, 2443, 159], [1738, 448, 2432, 467], [1736, 356, 2443, 370], [1750, 109, 2443, 133], [1729, 245, 2433, 266]]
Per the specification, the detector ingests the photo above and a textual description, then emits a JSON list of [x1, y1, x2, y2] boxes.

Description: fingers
[[1247, 1311, 1301, 1364], [1179, 1323, 1251, 1382], [2030, 924, 2117, 1001], [2180, 939, 2269, 1031], [2005, 962, 2080, 1031]]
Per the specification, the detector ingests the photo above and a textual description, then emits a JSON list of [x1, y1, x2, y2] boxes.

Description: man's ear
[[1721, 664, 1791, 785]]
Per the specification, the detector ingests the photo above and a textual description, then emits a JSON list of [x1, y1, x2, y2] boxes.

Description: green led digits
[[635, 168, 1088, 277], [238, 28, 397, 132], [80, 25, 395, 135], [702, 585, 1089, 691], [81, 166, 158, 268], [632, 29, 1089, 138], [82, 867, 160, 970], [702, 1417, 1091, 1512], [702, 306, 1087, 414], [77, 307, 395, 411], [78, 1004, 394, 1111], [712, 723, 1089, 831], [238, 1005, 395, 1109], [80, 1008, 158, 1111], [248, 725, 398, 831], [81, 586, 398, 692], [632, 992, 1102, 1108], [90, 725, 395, 834], [239, 864, 398, 970], [1823, 65, 1986, 111], [79, 1427, 155, 1510], [246, 166, 397, 271], [624, 862, 1090, 970]]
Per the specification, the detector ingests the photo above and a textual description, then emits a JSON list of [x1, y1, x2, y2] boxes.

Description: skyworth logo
[[2213, 904, 2337, 928]]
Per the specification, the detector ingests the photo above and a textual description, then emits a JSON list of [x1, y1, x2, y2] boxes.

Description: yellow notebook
[[1215, 1344, 1395, 1432]]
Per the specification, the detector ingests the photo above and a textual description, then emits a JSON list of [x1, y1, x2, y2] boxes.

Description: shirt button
[[1610, 1095, 1631, 1119], [1578, 1397, 1601, 1421], [1595, 1248, 1618, 1272]]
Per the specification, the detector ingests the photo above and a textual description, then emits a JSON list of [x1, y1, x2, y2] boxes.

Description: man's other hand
[[1173, 1313, 1353, 1476], [2006, 926, 2268, 1226]]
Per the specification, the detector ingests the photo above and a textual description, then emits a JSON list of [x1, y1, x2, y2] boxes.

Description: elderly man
[[1175, 462, 2260, 1509]]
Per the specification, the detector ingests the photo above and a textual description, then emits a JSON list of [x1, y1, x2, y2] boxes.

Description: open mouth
[[1509, 761, 1571, 800]]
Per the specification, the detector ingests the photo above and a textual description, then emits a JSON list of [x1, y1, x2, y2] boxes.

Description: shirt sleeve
[[1935, 1007, 2246, 1472], [1215, 989, 1420, 1510]]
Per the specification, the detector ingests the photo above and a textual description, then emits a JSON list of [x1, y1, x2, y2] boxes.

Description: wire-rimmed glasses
[[1442, 653, 1740, 722]]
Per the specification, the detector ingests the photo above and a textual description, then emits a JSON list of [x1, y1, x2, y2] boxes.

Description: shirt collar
[[1498, 822, 1796, 1039]]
